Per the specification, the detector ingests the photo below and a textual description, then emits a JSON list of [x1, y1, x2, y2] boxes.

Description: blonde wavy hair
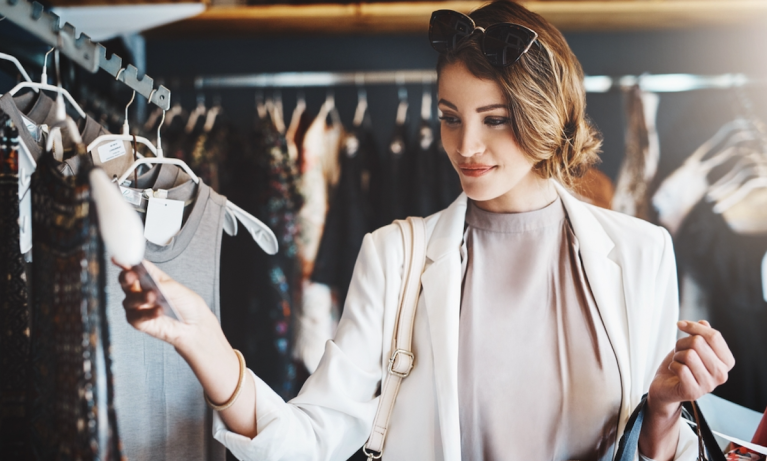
[[436, 0, 602, 189]]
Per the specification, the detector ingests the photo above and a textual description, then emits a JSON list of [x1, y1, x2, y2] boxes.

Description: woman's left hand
[[639, 320, 736, 460], [648, 320, 735, 412]]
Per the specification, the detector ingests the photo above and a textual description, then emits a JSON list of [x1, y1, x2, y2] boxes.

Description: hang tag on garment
[[119, 187, 142, 207], [144, 197, 184, 245], [97, 140, 128, 163]]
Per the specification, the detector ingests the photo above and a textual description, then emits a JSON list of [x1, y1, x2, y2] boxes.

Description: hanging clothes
[[0, 117, 33, 460], [434, 138, 463, 212], [294, 103, 343, 374], [28, 149, 123, 461], [221, 111, 302, 399], [103, 163, 227, 461], [407, 119, 439, 217], [675, 199, 767, 412], [312, 119, 383, 309], [612, 85, 660, 220], [384, 114, 410, 222]]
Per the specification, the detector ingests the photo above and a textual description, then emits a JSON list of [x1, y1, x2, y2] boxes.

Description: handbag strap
[[363, 217, 427, 460], [615, 395, 726, 461]]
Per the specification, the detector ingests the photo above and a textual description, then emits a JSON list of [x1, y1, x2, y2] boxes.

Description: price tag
[[144, 197, 184, 245], [97, 140, 128, 163]]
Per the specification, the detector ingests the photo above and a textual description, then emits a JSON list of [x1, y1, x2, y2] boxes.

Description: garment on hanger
[[407, 119, 439, 217], [221, 111, 302, 399], [0, 93, 40, 258], [102, 163, 226, 461], [612, 85, 660, 220], [383, 120, 410, 222], [675, 199, 767, 412], [0, 117, 33, 459], [459, 198, 621, 460], [312, 121, 382, 309], [28, 149, 122, 460], [294, 103, 343, 374]]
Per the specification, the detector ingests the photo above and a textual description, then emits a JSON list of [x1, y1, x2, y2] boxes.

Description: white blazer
[[214, 180, 699, 460]]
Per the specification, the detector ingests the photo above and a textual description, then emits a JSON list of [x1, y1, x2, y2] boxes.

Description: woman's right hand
[[116, 259, 217, 350]]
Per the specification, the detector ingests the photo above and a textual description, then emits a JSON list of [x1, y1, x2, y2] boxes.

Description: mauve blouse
[[458, 197, 622, 461]]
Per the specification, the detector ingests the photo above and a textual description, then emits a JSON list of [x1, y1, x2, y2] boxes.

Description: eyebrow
[[438, 99, 508, 113]]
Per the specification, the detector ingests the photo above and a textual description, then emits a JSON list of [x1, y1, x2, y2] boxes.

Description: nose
[[455, 124, 484, 158]]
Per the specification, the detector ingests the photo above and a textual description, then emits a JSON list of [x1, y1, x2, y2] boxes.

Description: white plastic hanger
[[0, 52, 37, 90], [8, 49, 85, 119], [353, 75, 368, 128], [87, 89, 158, 156], [116, 109, 279, 255]]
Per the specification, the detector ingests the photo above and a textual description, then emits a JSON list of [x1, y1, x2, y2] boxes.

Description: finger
[[673, 348, 717, 391], [674, 335, 730, 385], [118, 269, 140, 292], [677, 321, 736, 369], [699, 320, 711, 328], [141, 260, 171, 283], [123, 290, 158, 311], [668, 361, 702, 400], [126, 305, 162, 326]]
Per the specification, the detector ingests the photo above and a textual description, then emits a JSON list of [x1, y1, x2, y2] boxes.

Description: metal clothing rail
[[0, 0, 171, 110], [194, 69, 766, 94]]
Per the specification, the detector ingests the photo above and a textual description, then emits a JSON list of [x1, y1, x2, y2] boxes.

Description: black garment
[[675, 199, 767, 412], [407, 119, 439, 217], [220, 114, 302, 400], [312, 123, 382, 308], [28, 151, 122, 460], [383, 122, 410, 223], [0, 117, 33, 459]]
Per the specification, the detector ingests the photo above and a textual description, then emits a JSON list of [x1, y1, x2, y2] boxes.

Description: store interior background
[[2, 1, 767, 458]]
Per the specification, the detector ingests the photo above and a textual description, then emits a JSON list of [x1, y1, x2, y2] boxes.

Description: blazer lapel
[[554, 181, 634, 439], [420, 193, 467, 461]]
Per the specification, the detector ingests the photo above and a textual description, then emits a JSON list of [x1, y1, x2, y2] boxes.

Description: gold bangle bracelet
[[204, 349, 246, 412]]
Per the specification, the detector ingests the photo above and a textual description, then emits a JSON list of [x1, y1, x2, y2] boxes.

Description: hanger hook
[[41, 47, 55, 84], [122, 90, 136, 133]]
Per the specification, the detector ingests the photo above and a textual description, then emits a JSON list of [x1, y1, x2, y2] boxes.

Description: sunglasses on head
[[429, 9, 539, 68]]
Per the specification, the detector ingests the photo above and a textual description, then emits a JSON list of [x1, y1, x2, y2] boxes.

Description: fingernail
[[677, 321, 687, 328]]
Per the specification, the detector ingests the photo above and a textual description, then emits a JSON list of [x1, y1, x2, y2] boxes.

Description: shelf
[[145, 0, 767, 37]]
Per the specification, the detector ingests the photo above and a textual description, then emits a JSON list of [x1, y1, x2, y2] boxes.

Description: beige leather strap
[[363, 217, 427, 460]]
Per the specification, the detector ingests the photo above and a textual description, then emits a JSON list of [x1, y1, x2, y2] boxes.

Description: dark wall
[[145, 25, 767, 185]]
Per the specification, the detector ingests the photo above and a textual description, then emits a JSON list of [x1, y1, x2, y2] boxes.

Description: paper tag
[[144, 197, 184, 245], [120, 187, 142, 207], [21, 115, 39, 141], [97, 140, 128, 163]]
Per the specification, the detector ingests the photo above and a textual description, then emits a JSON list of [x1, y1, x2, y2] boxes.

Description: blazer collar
[[426, 180, 616, 261]]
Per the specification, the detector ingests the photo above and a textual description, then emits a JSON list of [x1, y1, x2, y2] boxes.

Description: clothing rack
[[193, 69, 766, 94], [0, 0, 171, 110]]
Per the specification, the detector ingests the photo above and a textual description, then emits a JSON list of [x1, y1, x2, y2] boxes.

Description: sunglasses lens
[[483, 24, 537, 67], [429, 10, 475, 54]]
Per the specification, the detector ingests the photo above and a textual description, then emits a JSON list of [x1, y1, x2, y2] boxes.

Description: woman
[[117, 2, 735, 460]]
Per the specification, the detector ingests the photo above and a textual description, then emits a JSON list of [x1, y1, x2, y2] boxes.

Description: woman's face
[[438, 62, 549, 212]]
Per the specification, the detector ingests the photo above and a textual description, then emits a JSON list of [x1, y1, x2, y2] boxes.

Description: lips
[[459, 164, 496, 177]]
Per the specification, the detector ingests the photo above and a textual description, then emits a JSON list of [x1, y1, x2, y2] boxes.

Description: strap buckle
[[388, 349, 415, 378], [363, 446, 382, 460]]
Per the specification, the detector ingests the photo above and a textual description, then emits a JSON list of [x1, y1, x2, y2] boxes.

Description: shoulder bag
[[363, 217, 427, 461]]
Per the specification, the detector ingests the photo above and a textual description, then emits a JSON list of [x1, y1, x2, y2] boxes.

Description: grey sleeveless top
[[105, 165, 227, 461]]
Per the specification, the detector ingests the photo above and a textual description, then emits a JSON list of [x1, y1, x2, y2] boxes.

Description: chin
[[461, 181, 507, 203]]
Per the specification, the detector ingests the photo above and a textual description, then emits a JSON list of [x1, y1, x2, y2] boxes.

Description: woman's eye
[[439, 116, 461, 126], [485, 117, 510, 127]]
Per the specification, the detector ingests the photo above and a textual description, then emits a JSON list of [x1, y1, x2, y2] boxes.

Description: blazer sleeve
[[213, 231, 390, 461], [644, 227, 698, 460]]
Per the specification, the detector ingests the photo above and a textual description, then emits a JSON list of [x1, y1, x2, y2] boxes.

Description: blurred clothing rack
[[193, 69, 766, 93]]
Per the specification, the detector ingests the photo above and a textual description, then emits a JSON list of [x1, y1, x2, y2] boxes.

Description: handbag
[[615, 394, 726, 461], [363, 217, 427, 461]]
